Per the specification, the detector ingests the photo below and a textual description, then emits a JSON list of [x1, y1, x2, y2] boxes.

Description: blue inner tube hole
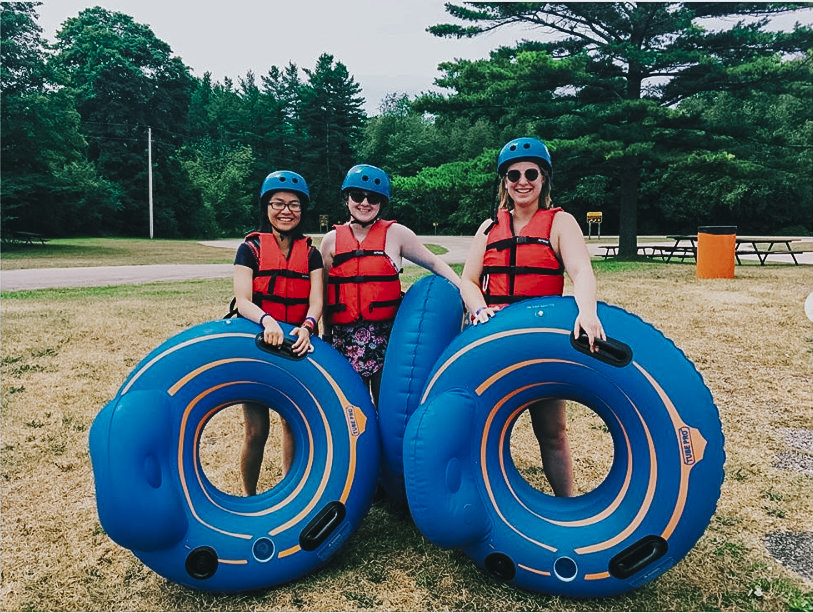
[[509, 399, 615, 498], [199, 403, 290, 497]]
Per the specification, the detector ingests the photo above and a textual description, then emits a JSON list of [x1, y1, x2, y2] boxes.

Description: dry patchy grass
[[1, 264, 812, 611], [0, 238, 234, 270]]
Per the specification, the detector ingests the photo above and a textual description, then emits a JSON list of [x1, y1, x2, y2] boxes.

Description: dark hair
[[259, 192, 306, 239]]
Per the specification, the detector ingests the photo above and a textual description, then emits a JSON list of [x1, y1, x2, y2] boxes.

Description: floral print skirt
[[326, 320, 394, 379]]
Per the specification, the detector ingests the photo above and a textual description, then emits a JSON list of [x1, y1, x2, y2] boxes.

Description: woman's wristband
[[259, 313, 271, 328], [302, 316, 317, 334]]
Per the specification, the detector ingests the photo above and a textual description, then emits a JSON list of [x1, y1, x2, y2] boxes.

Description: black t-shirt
[[234, 238, 323, 275]]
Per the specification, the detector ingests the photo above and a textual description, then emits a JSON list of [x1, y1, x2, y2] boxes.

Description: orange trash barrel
[[696, 226, 736, 279]]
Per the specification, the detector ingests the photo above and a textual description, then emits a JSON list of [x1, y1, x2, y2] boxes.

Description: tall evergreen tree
[[298, 53, 365, 226], [254, 64, 304, 182], [428, 3, 813, 254]]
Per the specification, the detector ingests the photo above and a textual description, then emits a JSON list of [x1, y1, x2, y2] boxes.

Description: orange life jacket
[[247, 231, 311, 325], [481, 208, 564, 308], [327, 220, 401, 325]]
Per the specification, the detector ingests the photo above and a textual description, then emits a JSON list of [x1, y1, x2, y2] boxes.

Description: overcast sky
[[34, 0, 540, 115], [34, 1, 813, 116]]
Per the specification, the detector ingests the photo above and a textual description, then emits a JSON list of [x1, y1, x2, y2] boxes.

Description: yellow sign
[[587, 212, 603, 223]]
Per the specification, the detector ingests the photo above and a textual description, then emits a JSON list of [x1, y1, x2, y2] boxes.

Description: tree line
[[2, 3, 811, 254]]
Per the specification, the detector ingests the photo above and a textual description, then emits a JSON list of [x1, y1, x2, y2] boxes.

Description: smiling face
[[504, 161, 545, 209], [266, 190, 302, 233], [345, 190, 383, 224]]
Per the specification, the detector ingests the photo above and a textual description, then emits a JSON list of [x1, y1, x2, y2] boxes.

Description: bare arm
[[319, 231, 336, 338], [234, 264, 285, 346], [393, 223, 461, 288], [552, 212, 606, 349], [460, 219, 496, 324], [288, 266, 324, 355]]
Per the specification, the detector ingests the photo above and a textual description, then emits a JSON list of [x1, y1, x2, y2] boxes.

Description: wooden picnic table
[[4, 231, 49, 246], [668, 235, 805, 265], [597, 241, 696, 262]]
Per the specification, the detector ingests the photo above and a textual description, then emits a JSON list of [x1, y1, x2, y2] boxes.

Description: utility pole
[[148, 127, 154, 239]]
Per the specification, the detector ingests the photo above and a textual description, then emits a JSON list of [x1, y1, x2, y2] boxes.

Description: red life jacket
[[481, 208, 564, 308], [327, 220, 402, 325], [246, 231, 311, 325]]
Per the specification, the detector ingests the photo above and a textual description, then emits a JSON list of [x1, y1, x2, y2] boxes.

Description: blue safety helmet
[[341, 164, 391, 201], [259, 170, 310, 208], [497, 137, 552, 176]]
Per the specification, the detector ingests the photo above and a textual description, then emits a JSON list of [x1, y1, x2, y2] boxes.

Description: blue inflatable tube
[[403, 296, 725, 597], [89, 318, 379, 592], [378, 275, 463, 503]]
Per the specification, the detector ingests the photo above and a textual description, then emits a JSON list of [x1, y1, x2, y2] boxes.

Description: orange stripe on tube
[[478, 359, 636, 529], [122, 332, 256, 395], [575, 384, 658, 555], [178, 382, 253, 540], [421, 327, 571, 403], [475, 357, 582, 396], [306, 358, 365, 504], [632, 363, 708, 541], [277, 545, 301, 559], [585, 571, 611, 581], [269, 391, 333, 536], [480, 386, 557, 553], [518, 563, 552, 576], [168, 358, 266, 396]]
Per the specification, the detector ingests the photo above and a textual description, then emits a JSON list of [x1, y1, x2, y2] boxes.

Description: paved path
[[1, 263, 234, 292], [2, 235, 810, 292]]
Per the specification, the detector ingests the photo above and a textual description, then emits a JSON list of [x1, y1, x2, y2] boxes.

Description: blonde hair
[[497, 165, 552, 210]]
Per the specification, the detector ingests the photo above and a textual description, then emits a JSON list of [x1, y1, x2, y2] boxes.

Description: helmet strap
[[350, 215, 379, 227]]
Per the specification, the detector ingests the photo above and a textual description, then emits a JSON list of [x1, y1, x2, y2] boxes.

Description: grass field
[[0, 237, 236, 270], [0, 236, 449, 271], [1, 241, 812, 611]]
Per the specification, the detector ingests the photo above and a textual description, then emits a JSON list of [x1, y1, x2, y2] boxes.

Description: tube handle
[[570, 333, 632, 367]]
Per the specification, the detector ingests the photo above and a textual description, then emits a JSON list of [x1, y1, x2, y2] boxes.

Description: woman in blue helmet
[[320, 164, 461, 405], [459, 137, 606, 497], [233, 170, 324, 495]]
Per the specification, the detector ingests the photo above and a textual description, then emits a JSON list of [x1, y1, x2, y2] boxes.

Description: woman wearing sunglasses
[[459, 137, 606, 497], [320, 164, 461, 405], [233, 170, 324, 495]]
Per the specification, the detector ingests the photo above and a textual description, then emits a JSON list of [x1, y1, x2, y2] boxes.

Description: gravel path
[[766, 428, 813, 581]]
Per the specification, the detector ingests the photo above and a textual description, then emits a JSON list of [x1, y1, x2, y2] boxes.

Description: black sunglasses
[[505, 168, 540, 183], [347, 190, 384, 206]]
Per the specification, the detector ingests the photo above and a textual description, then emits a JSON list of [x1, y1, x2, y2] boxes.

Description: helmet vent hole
[[362, 175, 369, 181], [374, 178, 381, 184], [523, 143, 531, 149], [292, 178, 299, 184], [279, 177, 286, 182], [510, 145, 517, 151]]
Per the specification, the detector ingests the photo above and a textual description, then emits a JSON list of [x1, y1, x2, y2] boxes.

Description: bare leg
[[529, 398, 573, 497], [280, 416, 294, 477], [241, 403, 270, 496]]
